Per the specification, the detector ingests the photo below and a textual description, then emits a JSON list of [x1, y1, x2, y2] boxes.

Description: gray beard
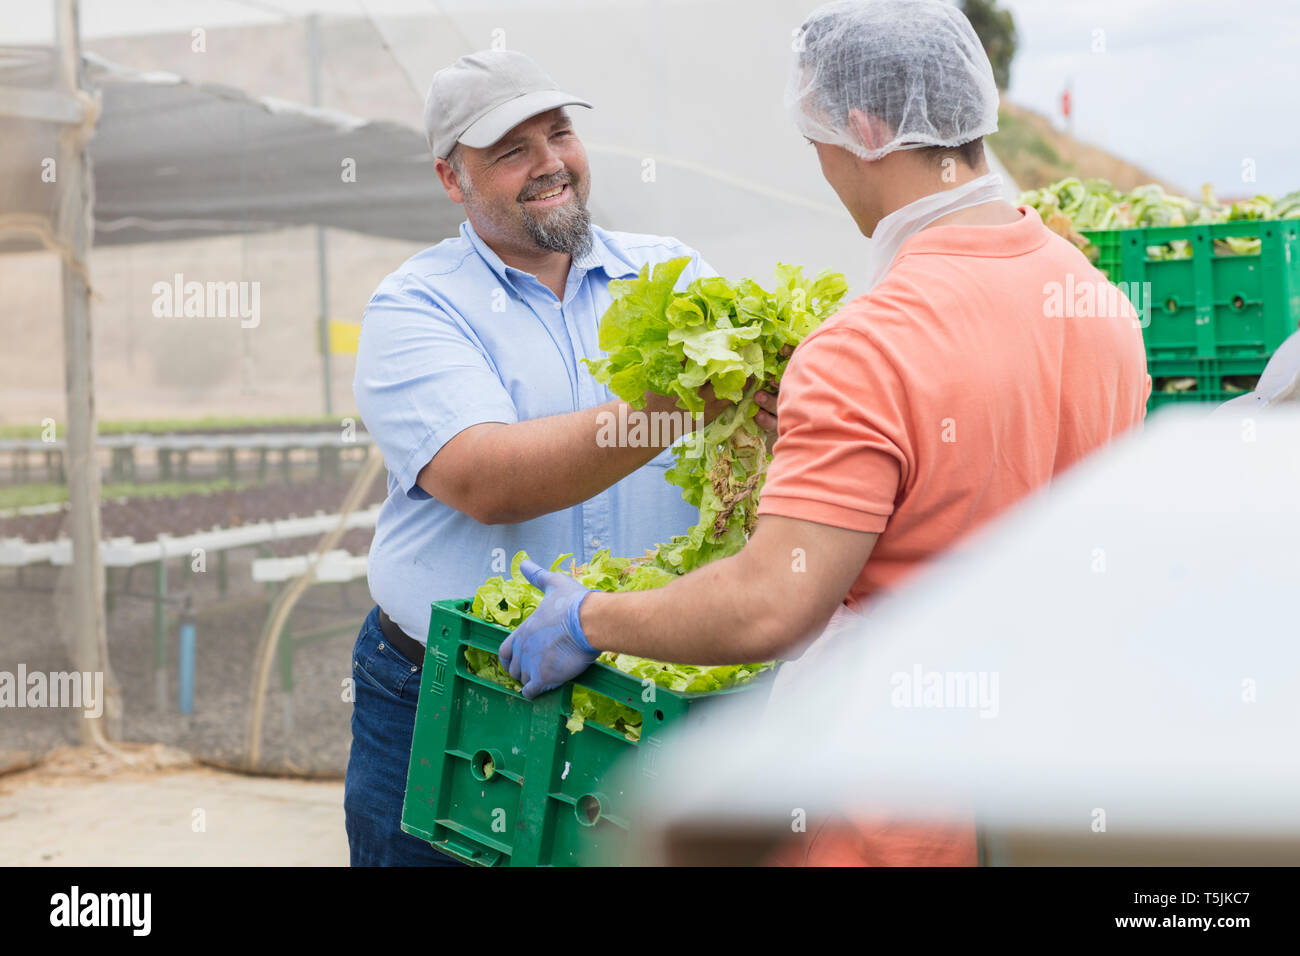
[[521, 200, 593, 258]]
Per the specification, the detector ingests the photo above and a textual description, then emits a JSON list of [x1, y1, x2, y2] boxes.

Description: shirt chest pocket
[[648, 445, 678, 470], [466, 291, 606, 418], [489, 325, 581, 418]]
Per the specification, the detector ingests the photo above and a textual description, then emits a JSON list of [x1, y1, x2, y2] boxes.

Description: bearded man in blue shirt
[[345, 49, 779, 865]]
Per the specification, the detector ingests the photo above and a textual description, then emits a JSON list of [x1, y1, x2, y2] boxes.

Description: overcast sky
[[1001, 0, 1299, 196], [8, 0, 1298, 196]]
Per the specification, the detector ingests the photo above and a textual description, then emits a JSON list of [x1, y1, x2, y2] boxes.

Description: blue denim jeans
[[344, 606, 465, 866]]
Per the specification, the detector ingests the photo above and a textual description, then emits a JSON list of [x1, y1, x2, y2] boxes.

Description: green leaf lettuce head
[[586, 258, 847, 573], [468, 550, 562, 629]]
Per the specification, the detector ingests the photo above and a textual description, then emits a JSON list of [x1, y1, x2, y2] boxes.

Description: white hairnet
[[787, 0, 1000, 161]]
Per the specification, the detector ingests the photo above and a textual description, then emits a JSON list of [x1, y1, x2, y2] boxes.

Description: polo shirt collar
[[896, 205, 1048, 263]]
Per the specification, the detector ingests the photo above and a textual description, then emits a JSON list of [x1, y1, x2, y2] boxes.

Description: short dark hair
[[921, 137, 986, 170]]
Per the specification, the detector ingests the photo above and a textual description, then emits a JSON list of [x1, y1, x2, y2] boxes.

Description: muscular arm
[[419, 390, 778, 525], [579, 514, 878, 663], [418, 396, 663, 524]]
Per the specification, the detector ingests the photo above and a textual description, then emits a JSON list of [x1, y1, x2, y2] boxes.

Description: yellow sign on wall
[[328, 319, 361, 355]]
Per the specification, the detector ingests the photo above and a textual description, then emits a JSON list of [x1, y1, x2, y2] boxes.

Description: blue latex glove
[[499, 559, 598, 699]]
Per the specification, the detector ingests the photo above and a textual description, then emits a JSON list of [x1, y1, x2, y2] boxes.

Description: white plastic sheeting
[[1215, 329, 1300, 413], [356, 0, 1020, 284], [0, 45, 460, 251], [4, 3, 1021, 286], [619, 407, 1300, 858]]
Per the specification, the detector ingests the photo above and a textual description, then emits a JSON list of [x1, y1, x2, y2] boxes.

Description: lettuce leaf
[[585, 259, 846, 573], [1021, 177, 1300, 260], [466, 549, 776, 740]]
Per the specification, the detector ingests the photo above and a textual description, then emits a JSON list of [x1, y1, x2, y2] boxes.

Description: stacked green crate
[[1081, 219, 1300, 407], [1087, 228, 1123, 287]]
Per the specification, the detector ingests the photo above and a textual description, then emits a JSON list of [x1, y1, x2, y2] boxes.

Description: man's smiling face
[[437, 108, 593, 258]]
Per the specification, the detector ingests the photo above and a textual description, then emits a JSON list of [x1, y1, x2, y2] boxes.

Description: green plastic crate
[[1086, 228, 1123, 285], [1081, 220, 1300, 363], [1147, 356, 1267, 411], [401, 598, 773, 866]]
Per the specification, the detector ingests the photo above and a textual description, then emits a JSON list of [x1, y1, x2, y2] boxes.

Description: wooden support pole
[[56, 0, 119, 741]]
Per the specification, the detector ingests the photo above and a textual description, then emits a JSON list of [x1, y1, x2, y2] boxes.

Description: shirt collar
[[574, 228, 641, 279], [460, 219, 639, 293]]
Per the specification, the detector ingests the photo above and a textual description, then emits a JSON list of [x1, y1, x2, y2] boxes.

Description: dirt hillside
[[990, 101, 1185, 195]]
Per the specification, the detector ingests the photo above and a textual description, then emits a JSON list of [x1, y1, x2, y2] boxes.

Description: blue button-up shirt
[[354, 221, 713, 643]]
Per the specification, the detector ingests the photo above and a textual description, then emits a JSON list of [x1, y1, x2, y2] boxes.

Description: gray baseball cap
[[424, 50, 593, 159]]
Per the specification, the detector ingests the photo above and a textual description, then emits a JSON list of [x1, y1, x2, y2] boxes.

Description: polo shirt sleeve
[[756, 325, 910, 534], [354, 276, 518, 499]]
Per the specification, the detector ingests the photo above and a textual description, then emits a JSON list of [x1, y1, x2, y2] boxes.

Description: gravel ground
[[0, 548, 369, 776]]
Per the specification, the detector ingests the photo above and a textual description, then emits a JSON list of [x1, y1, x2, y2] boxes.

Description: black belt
[[377, 607, 425, 667]]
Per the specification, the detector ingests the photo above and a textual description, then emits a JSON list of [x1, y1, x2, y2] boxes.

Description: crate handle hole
[[471, 748, 503, 782], [575, 793, 604, 827], [653, 709, 664, 721], [1231, 295, 1245, 311], [1164, 298, 1178, 314]]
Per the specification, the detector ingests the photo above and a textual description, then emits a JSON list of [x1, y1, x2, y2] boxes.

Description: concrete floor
[[0, 745, 347, 866]]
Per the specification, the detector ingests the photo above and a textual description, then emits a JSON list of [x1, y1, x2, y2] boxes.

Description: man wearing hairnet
[[503, 0, 1152, 864]]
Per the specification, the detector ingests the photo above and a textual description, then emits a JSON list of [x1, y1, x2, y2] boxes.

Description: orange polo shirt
[[759, 205, 1150, 610], [757, 205, 1150, 865]]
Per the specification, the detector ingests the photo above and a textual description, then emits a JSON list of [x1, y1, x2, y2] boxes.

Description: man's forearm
[[579, 550, 794, 664], [577, 515, 878, 665], [421, 397, 687, 524], [500, 516, 878, 697]]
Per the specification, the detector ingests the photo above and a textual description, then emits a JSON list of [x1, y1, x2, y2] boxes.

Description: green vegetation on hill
[[961, 0, 1018, 91], [990, 106, 1063, 169]]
